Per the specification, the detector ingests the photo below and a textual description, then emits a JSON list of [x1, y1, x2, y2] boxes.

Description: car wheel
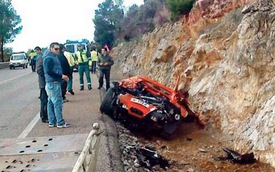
[[100, 88, 116, 116]]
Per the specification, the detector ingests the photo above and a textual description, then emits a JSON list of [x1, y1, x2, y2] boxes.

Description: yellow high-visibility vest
[[91, 51, 99, 62], [75, 50, 88, 63], [64, 51, 76, 67]]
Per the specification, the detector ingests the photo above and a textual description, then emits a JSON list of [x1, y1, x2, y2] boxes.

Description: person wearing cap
[[75, 44, 92, 90]]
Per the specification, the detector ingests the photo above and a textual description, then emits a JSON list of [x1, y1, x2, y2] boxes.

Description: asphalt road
[[0, 67, 123, 171], [0, 67, 38, 139]]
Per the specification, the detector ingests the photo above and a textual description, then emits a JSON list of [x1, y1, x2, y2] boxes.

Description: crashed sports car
[[100, 76, 204, 137]]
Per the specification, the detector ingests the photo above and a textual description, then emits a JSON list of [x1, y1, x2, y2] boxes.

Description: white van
[[9, 52, 29, 69]]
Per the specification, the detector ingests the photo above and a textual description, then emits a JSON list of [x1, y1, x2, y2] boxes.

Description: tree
[[0, 0, 22, 62], [114, 0, 124, 9], [93, 0, 124, 48], [167, 0, 195, 21], [117, 0, 164, 40]]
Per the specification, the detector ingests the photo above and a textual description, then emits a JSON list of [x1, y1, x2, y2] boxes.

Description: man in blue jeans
[[43, 42, 70, 128]]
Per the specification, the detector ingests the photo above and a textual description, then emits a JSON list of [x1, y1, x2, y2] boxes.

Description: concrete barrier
[[0, 62, 9, 69], [72, 123, 101, 172]]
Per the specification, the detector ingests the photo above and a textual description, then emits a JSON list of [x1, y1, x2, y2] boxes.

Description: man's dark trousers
[[40, 88, 48, 121], [61, 80, 68, 100], [99, 69, 111, 90]]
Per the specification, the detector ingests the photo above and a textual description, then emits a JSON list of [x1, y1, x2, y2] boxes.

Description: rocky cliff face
[[111, 0, 275, 167]]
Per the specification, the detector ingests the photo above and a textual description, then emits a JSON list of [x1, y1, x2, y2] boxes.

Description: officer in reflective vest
[[89, 47, 99, 74], [75, 44, 92, 90]]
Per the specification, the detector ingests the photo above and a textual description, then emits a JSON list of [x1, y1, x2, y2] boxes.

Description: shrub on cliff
[[167, 0, 195, 21]]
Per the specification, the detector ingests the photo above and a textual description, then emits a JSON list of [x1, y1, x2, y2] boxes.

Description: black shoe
[[88, 87, 92, 90], [97, 86, 102, 89], [63, 98, 69, 103], [80, 87, 84, 91], [42, 119, 49, 123], [68, 90, 75, 95]]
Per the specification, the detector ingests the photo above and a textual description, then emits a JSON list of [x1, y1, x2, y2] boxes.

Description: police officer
[[75, 44, 92, 90]]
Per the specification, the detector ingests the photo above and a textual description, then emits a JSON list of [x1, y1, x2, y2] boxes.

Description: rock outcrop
[[111, 0, 275, 167]]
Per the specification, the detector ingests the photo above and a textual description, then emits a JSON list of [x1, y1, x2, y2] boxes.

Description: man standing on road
[[29, 50, 37, 72], [35, 46, 48, 123], [64, 47, 76, 95], [90, 47, 98, 74], [43, 42, 70, 128], [98, 47, 114, 91], [58, 44, 72, 103], [75, 44, 92, 90]]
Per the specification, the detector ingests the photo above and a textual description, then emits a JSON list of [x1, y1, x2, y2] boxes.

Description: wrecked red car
[[100, 76, 204, 137]]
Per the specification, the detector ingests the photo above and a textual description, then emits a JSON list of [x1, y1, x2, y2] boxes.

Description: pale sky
[[7, 0, 143, 52]]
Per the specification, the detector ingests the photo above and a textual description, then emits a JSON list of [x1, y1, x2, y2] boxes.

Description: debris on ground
[[215, 147, 256, 164], [117, 123, 170, 171]]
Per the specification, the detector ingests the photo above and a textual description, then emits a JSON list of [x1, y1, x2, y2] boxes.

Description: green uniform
[[75, 50, 91, 90]]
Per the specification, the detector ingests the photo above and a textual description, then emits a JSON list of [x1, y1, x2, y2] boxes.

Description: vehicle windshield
[[65, 43, 88, 54], [11, 54, 24, 60], [65, 44, 75, 53]]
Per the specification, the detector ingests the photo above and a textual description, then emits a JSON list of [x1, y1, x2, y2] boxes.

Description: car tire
[[100, 88, 116, 116]]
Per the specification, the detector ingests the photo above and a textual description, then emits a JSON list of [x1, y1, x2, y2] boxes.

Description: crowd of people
[[34, 42, 114, 128]]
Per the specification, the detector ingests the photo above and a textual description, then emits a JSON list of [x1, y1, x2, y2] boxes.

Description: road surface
[[0, 67, 123, 171]]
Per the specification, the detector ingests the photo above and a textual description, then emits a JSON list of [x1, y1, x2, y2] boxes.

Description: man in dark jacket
[[97, 47, 114, 91], [43, 42, 70, 128], [58, 44, 72, 103], [35, 46, 48, 123]]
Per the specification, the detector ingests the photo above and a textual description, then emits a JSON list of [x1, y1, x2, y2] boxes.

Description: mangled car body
[[100, 76, 204, 137]]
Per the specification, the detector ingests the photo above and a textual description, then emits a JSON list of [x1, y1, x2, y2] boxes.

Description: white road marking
[[0, 72, 31, 85], [18, 112, 40, 139]]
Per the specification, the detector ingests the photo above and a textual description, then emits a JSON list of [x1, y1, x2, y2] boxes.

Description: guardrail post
[[72, 123, 101, 172]]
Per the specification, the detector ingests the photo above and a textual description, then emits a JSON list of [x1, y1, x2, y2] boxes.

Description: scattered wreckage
[[216, 147, 256, 164], [100, 76, 205, 138], [124, 145, 170, 170]]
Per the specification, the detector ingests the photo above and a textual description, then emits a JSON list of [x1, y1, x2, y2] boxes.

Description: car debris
[[125, 145, 170, 170], [100, 76, 205, 138], [215, 147, 256, 164]]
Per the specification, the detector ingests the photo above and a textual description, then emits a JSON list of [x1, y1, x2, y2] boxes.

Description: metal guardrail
[[72, 123, 101, 172], [0, 62, 9, 69]]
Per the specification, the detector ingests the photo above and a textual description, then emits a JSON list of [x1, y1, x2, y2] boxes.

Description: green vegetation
[[93, 0, 124, 48], [2, 47, 12, 62], [93, 0, 195, 48], [167, 0, 195, 21], [0, 0, 22, 62]]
